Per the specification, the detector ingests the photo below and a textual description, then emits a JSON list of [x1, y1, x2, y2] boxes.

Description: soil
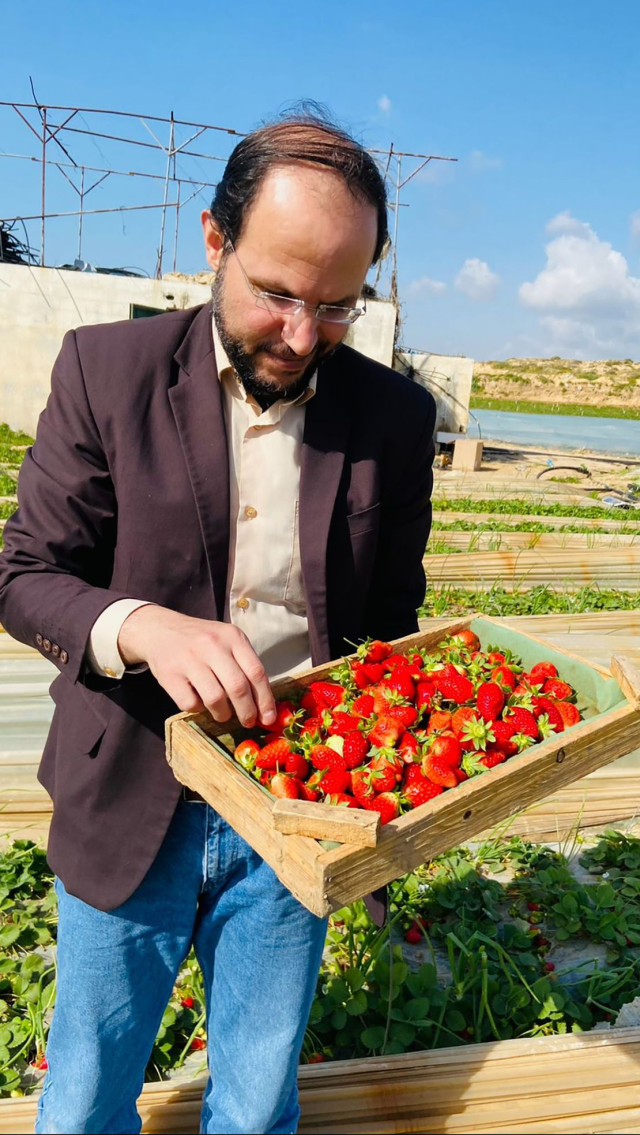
[[474, 359, 640, 411]]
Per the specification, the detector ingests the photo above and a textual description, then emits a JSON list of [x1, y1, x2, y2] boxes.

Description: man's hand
[[118, 605, 276, 729]]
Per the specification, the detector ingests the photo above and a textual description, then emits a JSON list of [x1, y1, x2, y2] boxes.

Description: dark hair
[[210, 103, 388, 265]]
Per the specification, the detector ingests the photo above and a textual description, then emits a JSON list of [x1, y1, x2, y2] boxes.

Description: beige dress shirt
[[87, 319, 315, 681]]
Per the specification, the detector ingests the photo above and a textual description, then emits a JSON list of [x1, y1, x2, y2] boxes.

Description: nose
[[282, 306, 319, 357]]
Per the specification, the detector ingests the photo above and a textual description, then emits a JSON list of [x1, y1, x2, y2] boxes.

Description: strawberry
[[343, 732, 369, 768], [306, 1052, 326, 1063], [388, 704, 419, 729], [310, 681, 346, 709], [403, 762, 428, 786], [325, 792, 359, 807], [491, 664, 518, 690], [476, 682, 505, 722], [532, 696, 565, 733], [368, 687, 392, 715], [487, 651, 506, 665], [451, 706, 478, 738], [479, 750, 507, 769], [300, 716, 323, 738], [351, 661, 372, 690], [190, 1037, 206, 1051], [403, 769, 444, 808], [368, 715, 404, 748], [310, 746, 346, 771], [553, 700, 581, 728], [266, 700, 297, 732], [285, 751, 310, 779], [327, 711, 361, 735], [351, 766, 376, 803], [543, 678, 574, 701], [428, 733, 462, 769], [398, 731, 419, 762], [369, 750, 404, 792], [506, 707, 539, 741], [422, 751, 458, 788], [426, 709, 453, 734], [181, 996, 194, 1009], [529, 661, 558, 682], [435, 669, 475, 704], [455, 767, 469, 782], [451, 629, 481, 650], [383, 653, 411, 671], [405, 925, 422, 945], [362, 662, 386, 684], [298, 780, 321, 802], [301, 689, 322, 714], [382, 669, 415, 700], [459, 714, 495, 752], [255, 739, 292, 770], [352, 693, 375, 718], [364, 791, 400, 824], [362, 639, 392, 663], [270, 772, 300, 799], [490, 719, 519, 756], [321, 767, 352, 795], [416, 681, 436, 711], [234, 739, 260, 771]]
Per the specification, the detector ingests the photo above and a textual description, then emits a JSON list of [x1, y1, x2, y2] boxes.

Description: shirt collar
[[211, 312, 317, 413]]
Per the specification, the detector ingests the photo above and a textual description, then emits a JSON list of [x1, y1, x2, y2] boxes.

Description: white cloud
[[631, 211, 640, 241], [408, 275, 447, 295], [454, 258, 500, 301], [519, 212, 640, 356], [377, 95, 392, 116], [469, 150, 502, 172]]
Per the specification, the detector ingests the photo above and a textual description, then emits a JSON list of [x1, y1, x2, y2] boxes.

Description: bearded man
[[0, 109, 435, 1134]]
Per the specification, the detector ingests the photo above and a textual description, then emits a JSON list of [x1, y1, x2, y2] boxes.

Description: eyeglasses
[[229, 244, 366, 326]]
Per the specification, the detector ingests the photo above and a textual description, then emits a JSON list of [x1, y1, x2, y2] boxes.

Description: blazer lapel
[[300, 351, 352, 663], [169, 306, 230, 621]]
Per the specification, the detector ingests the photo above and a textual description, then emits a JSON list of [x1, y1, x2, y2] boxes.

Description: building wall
[[0, 264, 398, 436], [394, 350, 474, 436]]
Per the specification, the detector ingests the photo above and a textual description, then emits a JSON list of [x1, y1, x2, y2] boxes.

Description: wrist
[[117, 603, 158, 666]]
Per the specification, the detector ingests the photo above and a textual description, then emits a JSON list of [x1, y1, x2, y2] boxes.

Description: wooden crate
[[2, 1029, 640, 1133], [166, 615, 640, 918]]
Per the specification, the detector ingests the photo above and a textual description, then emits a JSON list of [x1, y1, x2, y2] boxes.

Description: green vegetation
[[419, 584, 640, 618], [432, 519, 639, 536], [0, 424, 32, 447], [0, 474, 16, 498], [469, 396, 640, 420], [433, 497, 640, 521]]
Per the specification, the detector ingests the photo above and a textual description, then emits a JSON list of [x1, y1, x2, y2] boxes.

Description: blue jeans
[[36, 799, 327, 1135]]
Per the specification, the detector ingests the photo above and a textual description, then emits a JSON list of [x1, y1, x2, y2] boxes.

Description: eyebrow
[[252, 277, 358, 307]]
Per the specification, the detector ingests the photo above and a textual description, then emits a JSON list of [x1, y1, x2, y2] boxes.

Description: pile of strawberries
[[231, 630, 582, 825]]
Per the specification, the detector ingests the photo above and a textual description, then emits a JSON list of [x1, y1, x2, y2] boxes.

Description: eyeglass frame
[[221, 236, 367, 326]]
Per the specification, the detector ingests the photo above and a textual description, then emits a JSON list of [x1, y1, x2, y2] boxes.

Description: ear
[[201, 211, 226, 271]]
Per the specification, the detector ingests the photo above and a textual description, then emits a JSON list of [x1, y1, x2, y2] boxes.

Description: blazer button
[[36, 634, 43, 647], [52, 644, 60, 658], [43, 639, 52, 652], [60, 650, 69, 664]]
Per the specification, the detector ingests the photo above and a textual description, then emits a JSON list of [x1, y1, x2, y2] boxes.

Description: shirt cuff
[[85, 598, 153, 678]]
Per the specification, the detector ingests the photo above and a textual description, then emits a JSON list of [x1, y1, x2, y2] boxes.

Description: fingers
[[232, 636, 277, 728]]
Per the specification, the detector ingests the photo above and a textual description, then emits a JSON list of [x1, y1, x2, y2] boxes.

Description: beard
[[211, 266, 338, 408]]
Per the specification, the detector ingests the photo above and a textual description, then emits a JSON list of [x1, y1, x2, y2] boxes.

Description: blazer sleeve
[[0, 329, 138, 688], [362, 389, 436, 642]]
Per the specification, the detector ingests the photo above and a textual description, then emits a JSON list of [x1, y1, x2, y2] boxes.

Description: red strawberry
[[351, 661, 371, 690], [300, 716, 323, 738], [270, 773, 300, 799], [368, 687, 392, 715], [327, 711, 361, 735], [368, 715, 404, 748], [382, 669, 415, 700], [310, 746, 347, 771], [255, 739, 292, 770], [476, 682, 505, 722], [388, 704, 419, 729], [403, 762, 428, 786], [301, 689, 322, 714], [426, 709, 453, 734], [267, 700, 297, 731], [309, 681, 345, 709], [190, 1037, 206, 1051], [554, 700, 581, 728], [369, 750, 404, 792], [363, 639, 392, 663], [181, 996, 194, 1009], [487, 651, 506, 665], [343, 731, 369, 768], [319, 765, 351, 795], [362, 662, 386, 684], [422, 751, 458, 788], [479, 750, 507, 769], [405, 925, 422, 945], [543, 678, 574, 701], [298, 780, 321, 802], [416, 682, 436, 711], [383, 653, 411, 671], [352, 693, 375, 718], [455, 768, 469, 782], [403, 769, 444, 808], [529, 661, 558, 682], [491, 664, 518, 690], [506, 707, 539, 747], [351, 766, 375, 803], [324, 792, 359, 807], [428, 733, 462, 769], [234, 739, 261, 771], [306, 1052, 326, 1063], [285, 751, 310, 779], [490, 719, 519, 756], [435, 669, 474, 704], [451, 706, 478, 738], [364, 791, 400, 824], [532, 696, 565, 734], [451, 629, 481, 650], [398, 731, 419, 762]]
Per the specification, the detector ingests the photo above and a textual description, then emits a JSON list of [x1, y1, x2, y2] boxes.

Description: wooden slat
[[428, 530, 640, 553], [272, 799, 380, 846], [432, 510, 640, 532], [426, 547, 640, 589]]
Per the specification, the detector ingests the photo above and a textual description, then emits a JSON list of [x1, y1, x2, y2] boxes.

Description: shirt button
[[36, 634, 43, 647], [104, 667, 118, 678], [43, 639, 52, 652], [51, 644, 60, 658], [253, 424, 263, 431], [236, 597, 250, 610], [60, 650, 69, 664], [245, 506, 258, 519]]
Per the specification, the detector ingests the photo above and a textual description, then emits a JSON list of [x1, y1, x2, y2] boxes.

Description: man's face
[[201, 165, 378, 401]]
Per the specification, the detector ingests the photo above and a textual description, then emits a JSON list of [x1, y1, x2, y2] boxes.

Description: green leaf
[[404, 997, 431, 1021], [382, 1039, 406, 1055], [0, 927, 21, 949], [345, 967, 365, 993], [360, 1025, 386, 1050], [327, 978, 348, 1004], [331, 1008, 347, 1030], [162, 1006, 177, 1027], [345, 991, 368, 1016], [392, 962, 409, 985], [390, 1022, 416, 1046], [445, 1009, 466, 1032]]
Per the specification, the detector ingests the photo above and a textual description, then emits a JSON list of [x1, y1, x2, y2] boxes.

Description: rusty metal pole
[[40, 107, 47, 266], [156, 111, 174, 278], [391, 155, 402, 302], [172, 179, 181, 273], [77, 166, 85, 261]]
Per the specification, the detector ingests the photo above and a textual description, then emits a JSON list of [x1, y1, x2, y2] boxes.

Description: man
[[0, 110, 435, 1134]]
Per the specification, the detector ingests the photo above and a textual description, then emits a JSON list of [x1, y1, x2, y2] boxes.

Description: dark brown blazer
[[0, 303, 435, 911]]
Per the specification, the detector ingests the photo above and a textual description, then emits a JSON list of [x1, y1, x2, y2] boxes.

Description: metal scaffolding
[[0, 101, 456, 287]]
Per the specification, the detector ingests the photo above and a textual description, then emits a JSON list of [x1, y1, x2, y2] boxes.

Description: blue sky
[[2, 0, 639, 360]]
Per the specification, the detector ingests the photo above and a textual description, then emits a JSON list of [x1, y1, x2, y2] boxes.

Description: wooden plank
[[425, 547, 640, 589], [428, 530, 640, 552], [433, 510, 640, 532], [272, 799, 380, 846]]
